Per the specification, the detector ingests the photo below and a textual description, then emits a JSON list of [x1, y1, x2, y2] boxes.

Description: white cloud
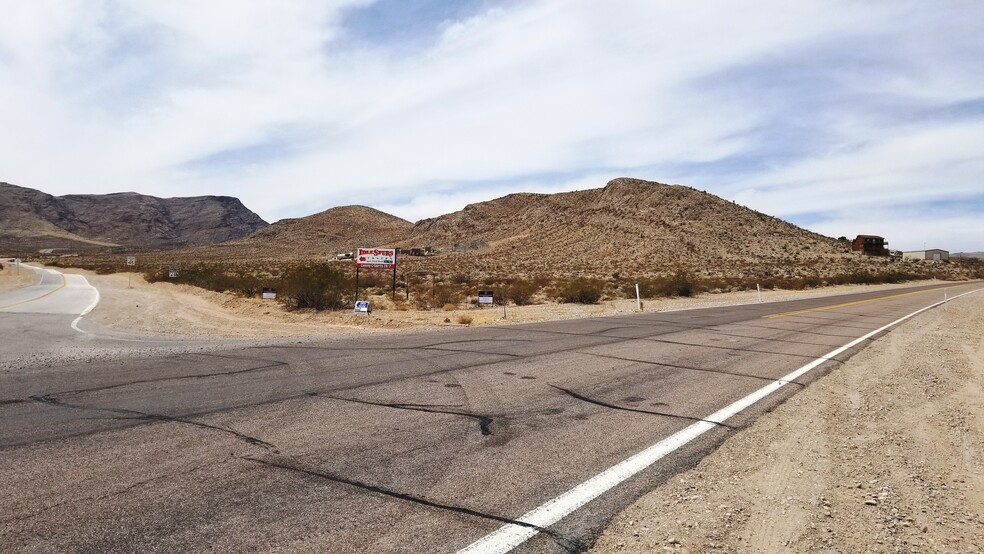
[[0, 0, 981, 250]]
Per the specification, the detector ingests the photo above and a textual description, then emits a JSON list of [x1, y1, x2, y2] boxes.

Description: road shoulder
[[588, 290, 984, 552]]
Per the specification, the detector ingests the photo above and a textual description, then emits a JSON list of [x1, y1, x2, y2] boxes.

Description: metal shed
[[902, 249, 949, 261]]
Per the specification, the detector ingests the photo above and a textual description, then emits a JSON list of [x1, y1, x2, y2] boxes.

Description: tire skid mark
[[549, 385, 735, 429], [577, 351, 814, 385], [0, 458, 232, 526], [29, 395, 277, 451], [313, 393, 496, 436], [241, 456, 583, 553], [46, 361, 289, 398], [639, 336, 839, 360]]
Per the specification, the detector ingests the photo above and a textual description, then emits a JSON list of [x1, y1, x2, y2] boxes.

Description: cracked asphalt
[[1, 282, 977, 553]]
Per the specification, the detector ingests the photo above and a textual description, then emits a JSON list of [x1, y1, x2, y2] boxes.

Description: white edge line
[[457, 287, 982, 554], [70, 276, 101, 334]]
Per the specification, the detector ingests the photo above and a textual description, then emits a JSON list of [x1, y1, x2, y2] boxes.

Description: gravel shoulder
[[589, 289, 984, 553]]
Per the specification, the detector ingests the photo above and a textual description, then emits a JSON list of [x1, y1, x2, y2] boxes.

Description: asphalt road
[[0, 281, 979, 553]]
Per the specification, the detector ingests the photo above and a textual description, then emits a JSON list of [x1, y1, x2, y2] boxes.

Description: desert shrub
[[433, 285, 463, 307], [506, 280, 540, 305], [142, 263, 268, 297], [278, 262, 352, 311], [442, 303, 457, 311], [357, 271, 389, 289], [627, 270, 699, 299], [664, 269, 697, 297], [555, 278, 603, 304], [456, 315, 473, 325]]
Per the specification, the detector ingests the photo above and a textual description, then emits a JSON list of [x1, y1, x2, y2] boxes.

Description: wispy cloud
[[0, 0, 981, 250]]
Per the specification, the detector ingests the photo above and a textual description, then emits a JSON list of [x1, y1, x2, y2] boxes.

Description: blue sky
[[0, 0, 982, 252]]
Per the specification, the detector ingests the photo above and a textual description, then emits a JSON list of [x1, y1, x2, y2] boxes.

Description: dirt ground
[[0, 261, 38, 294], [589, 289, 984, 553]]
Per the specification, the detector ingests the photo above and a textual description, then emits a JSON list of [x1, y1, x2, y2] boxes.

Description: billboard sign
[[356, 247, 396, 269], [478, 290, 494, 305]]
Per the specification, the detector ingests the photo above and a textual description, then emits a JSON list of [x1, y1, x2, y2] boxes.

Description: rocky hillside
[[197, 205, 413, 259], [0, 182, 267, 252], [396, 178, 850, 278]]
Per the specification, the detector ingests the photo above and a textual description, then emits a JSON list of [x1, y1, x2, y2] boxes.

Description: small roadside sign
[[354, 300, 371, 314], [168, 267, 180, 278], [261, 287, 277, 300], [126, 256, 136, 266], [478, 290, 494, 305]]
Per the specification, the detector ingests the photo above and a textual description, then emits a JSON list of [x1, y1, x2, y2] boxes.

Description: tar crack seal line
[[241, 456, 583, 552], [312, 393, 495, 436], [29, 394, 278, 451]]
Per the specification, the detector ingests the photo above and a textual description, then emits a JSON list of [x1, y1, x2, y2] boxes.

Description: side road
[[589, 290, 984, 552]]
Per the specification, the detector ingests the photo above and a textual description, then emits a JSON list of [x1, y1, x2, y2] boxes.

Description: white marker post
[[757, 283, 762, 303], [635, 283, 641, 312], [14, 258, 20, 276], [126, 256, 136, 288]]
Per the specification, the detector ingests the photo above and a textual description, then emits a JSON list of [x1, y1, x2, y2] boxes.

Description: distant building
[[852, 235, 889, 256], [902, 249, 949, 261]]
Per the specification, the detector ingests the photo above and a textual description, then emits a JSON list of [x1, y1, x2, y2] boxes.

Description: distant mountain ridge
[[0, 182, 267, 251]]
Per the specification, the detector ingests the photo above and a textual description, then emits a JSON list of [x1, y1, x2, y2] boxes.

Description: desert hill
[[395, 178, 850, 278], [0, 182, 267, 252], [192, 205, 413, 259]]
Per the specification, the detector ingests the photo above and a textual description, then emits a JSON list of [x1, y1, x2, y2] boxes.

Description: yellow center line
[[764, 288, 940, 319], [0, 273, 67, 311]]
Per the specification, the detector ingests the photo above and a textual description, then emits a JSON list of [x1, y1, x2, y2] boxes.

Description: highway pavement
[[0, 280, 979, 553]]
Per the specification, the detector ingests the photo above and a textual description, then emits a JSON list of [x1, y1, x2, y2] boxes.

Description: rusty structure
[[852, 235, 889, 256]]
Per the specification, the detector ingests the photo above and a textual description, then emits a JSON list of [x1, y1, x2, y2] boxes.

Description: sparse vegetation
[[278, 262, 352, 311], [506, 279, 540, 306], [554, 278, 603, 304]]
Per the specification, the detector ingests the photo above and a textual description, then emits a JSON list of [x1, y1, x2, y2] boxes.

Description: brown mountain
[[0, 182, 267, 252], [199, 205, 414, 259], [396, 177, 850, 278]]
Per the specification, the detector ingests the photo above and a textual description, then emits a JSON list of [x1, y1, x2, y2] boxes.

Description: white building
[[902, 249, 949, 261]]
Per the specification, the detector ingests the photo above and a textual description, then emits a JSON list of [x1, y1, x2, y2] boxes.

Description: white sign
[[356, 247, 396, 269], [262, 287, 277, 300], [478, 290, 494, 305], [14, 259, 21, 265], [126, 256, 136, 266], [168, 267, 180, 278], [354, 300, 371, 314]]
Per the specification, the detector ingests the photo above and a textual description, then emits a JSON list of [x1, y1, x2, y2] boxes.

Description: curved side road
[[0, 264, 99, 318]]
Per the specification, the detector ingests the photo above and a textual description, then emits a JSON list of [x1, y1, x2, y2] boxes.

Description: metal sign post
[[126, 256, 136, 288], [14, 258, 20, 276]]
